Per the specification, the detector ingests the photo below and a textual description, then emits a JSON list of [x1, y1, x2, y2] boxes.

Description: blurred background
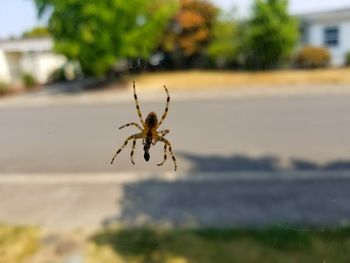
[[1, 0, 350, 262]]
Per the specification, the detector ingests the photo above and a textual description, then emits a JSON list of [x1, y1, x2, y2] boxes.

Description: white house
[[0, 37, 66, 85], [298, 7, 350, 66]]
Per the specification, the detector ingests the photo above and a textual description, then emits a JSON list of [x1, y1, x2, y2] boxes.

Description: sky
[[1, 0, 350, 38]]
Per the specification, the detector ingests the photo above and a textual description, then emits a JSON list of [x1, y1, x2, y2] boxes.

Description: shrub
[[0, 81, 10, 96], [294, 46, 331, 69], [48, 67, 66, 83], [21, 73, 37, 89], [345, 51, 350, 66]]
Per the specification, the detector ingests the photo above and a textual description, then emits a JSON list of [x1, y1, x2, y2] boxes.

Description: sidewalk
[[1, 171, 350, 230]]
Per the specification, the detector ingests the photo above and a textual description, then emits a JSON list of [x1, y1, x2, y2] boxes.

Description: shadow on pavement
[[29, 77, 127, 95], [103, 153, 350, 228], [179, 152, 350, 172]]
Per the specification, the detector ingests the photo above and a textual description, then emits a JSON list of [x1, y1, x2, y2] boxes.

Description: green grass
[[0, 224, 39, 263], [88, 226, 350, 263], [1, 223, 349, 263]]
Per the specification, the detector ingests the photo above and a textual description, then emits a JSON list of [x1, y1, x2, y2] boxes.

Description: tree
[[161, 0, 218, 68], [34, 0, 177, 76], [23, 26, 50, 38], [242, 0, 298, 70], [206, 9, 240, 68]]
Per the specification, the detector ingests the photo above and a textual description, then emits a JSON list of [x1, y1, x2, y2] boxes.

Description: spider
[[110, 81, 177, 171]]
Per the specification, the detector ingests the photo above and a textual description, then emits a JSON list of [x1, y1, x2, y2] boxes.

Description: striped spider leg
[[110, 133, 143, 165], [156, 136, 177, 171], [156, 85, 170, 128], [111, 81, 146, 165], [119, 122, 143, 131], [133, 81, 145, 127], [152, 129, 169, 145]]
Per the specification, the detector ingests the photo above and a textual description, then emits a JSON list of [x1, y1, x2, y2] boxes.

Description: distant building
[[299, 8, 350, 66], [0, 37, 66, 85]]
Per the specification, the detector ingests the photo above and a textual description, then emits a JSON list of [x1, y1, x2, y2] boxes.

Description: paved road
[[1, 91, 350, 228], [1, 92, 350, 173]]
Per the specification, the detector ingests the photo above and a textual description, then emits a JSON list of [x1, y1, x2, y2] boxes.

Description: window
[[324, 26, 339, 47]]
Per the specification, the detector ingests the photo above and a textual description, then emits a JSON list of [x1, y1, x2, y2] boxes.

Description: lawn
[[1, 224, 349, 263], [129, 68, 350, 91], [0, 224, 39, 263], [3, 68, 350, 99], [88, 226, 350, 263]]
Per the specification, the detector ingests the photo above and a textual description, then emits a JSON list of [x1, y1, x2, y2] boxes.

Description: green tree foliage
[[242, 0, 298, 70], [34, 0, 177, 76], [206, 9, 240, 68], [22, 26, 50, 38], [161, 0, 218, 68]]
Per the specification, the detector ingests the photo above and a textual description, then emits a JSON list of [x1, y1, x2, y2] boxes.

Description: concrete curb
[[1, 84, 350, 108], [1, 170, 350, 184]]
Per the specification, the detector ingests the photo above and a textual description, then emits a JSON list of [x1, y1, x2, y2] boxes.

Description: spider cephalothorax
[[111, 81, 177, 171], [145, 112, 158, 128]]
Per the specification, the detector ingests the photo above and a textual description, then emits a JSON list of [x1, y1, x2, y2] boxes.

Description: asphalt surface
[[1, 91, 350, 228], [1, 92, 350, 173]]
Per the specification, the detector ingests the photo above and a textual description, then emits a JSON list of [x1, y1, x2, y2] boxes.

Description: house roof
[[0, 37, 53, 52], [297, 7, 350, 23]]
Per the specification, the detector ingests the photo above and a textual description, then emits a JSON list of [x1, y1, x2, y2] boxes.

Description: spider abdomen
[[144, 152, 150, 161], [143, 112, 158, 162], [143, 131, 153, 162]]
